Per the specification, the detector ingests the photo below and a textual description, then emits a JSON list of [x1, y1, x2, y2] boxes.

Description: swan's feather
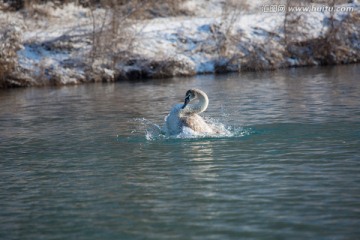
[[181, 114, 214, 133], [164, 89, 219, 135]]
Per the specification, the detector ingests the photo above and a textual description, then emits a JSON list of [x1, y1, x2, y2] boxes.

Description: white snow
[[0, 0, 359, 86]]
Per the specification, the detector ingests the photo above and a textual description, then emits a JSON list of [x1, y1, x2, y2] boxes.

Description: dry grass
[[284, 0, 360, 66], [87, 0, 188, 80], [88, 1, 137, 72], [1, 0, 359, 87], [0, 25, 23, 88], [88, 0, 188, 19], [1, 0, 191, 86], [3, 0, 189, 17], [210, 0, 249, 72], [86, 1, 159, 82]]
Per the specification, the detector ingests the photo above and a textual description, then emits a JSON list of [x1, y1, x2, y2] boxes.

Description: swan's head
[[181, 89, 198, 109]]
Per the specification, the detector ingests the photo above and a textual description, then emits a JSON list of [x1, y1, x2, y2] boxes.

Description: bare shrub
[[284, 0, 360, 66], [98, 0, 188, 19], [141, 0, 189, 18], [88, 1, 138, 73], [2, 0, 92, 10], [144, 57, 196, 78], [313, 0, 360, 64], [212, 0, 249, 72], [88, 0, 189, 79], [221, 0, 249, 32], [21, 3, 52, 19], [2, 0, 24, 11], [240, 35, 286, 71], [0, 25, 23, 88]]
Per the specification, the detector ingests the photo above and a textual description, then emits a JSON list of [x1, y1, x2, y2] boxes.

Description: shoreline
[[1, 1, 359, 88]]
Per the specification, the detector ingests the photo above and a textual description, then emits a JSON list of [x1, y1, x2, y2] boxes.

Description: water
[[1, 65, 360, 239]]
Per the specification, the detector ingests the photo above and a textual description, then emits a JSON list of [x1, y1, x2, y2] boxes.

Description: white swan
[[164, 88, 218, 135]]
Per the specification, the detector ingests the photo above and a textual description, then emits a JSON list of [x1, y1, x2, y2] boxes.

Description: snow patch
[[1, 0, 359, 87]]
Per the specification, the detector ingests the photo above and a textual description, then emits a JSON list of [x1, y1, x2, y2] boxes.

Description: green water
[[1, 65, 360, 239]]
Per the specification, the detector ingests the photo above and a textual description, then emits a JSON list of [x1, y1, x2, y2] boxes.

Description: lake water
[[1, 65, 360, 239]]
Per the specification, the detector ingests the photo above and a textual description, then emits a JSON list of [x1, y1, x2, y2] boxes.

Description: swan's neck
[[184, 90, 209, 114]]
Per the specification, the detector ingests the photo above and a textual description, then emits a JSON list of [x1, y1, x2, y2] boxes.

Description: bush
[[3, 0, 188, 18], [284, 0, 360, 65], [0, 26, 23, 88]]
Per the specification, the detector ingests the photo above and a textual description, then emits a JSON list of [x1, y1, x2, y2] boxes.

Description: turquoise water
[[1, 65, 360, 239]]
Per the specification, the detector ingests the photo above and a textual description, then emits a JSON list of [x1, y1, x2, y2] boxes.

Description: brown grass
[[88, 1, 136, 72], [3, 0, 189, 17], [210, 0, 249, 72], [0, 26, 23, 88], [284, 0, 360, 66], [87, 0, 188, 78]]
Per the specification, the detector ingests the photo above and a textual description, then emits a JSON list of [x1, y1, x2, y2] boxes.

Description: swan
[[164, 88, 218, 135]]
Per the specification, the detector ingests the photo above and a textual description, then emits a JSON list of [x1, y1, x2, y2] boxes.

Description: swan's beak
[[182, 95, 190, 109]]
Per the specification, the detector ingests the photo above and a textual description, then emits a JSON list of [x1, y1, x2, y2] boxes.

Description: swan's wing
[[181, 114, 214, 133], [164, 104, 183, 135]]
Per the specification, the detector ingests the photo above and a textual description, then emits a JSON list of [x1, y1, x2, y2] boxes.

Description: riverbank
[[1, 0, 359, 88]]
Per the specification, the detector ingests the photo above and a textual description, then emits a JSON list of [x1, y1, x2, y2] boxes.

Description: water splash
[[131, 118, 253, 141], [131, 118, 164, 141]]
